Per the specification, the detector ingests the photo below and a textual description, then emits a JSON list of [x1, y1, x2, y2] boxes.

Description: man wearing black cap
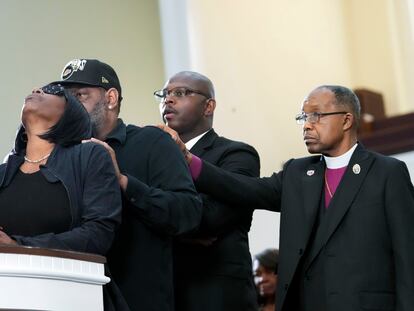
[[56, 59, 202, 311]]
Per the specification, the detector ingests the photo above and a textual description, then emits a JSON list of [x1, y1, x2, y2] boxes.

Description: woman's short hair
[[255, 248, 279, 273], [14, 84, 92, 154]]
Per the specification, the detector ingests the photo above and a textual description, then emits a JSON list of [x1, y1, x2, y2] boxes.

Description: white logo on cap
[[61, 59, 87, 80]]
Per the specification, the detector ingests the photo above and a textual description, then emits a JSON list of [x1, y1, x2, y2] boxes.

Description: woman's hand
[[0, 228, 17, 245]]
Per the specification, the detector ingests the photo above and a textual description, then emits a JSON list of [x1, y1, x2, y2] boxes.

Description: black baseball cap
[[55, 59, 122, 100]]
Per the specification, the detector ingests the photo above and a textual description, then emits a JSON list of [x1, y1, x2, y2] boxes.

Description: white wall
[[344, 0, 414, 115], [0, 0, 165, 157], [159, 0, 414, 256]]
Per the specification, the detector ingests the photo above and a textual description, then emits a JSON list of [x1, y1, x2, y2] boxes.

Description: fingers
[[82, 137, 105, 146], [156, 124, 193, 164], [156, 124, 183, 145], [0, 229, 16, 245], [89, 137, 107, 148], [156, 124, 179, 140], [83, 138, 124, 187], [83, 138, 114, 153]]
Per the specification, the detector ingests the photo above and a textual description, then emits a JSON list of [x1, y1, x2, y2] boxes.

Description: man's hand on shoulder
[[82, 138, 128, 191], [157, 124, 193, 165]]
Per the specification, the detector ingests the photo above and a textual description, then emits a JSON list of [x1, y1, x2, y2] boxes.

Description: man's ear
[[203, 99, 216, 117], [106, 88, 119, 110], [343, 112, 354, 131]]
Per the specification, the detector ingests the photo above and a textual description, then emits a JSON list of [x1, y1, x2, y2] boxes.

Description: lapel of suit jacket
[[301, 157, 325, 247], [305, 144, 374, 270], [189, 129, 217, 157]]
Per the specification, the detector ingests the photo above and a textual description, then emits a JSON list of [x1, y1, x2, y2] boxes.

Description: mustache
[[162, 107, 178, 116]]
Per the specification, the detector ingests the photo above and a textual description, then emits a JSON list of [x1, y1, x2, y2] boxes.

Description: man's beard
[[90, 98, 107, 137]]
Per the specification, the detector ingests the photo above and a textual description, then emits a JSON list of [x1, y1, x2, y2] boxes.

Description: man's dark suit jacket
[[174, 129, 260, 311], [194, 144, 414, 311]]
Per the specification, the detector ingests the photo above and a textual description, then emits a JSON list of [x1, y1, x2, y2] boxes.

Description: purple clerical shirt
[[324, 166, 347, 207], [189, 155, 203, 180]]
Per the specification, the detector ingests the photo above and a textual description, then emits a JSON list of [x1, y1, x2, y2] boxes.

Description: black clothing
[[106, 119, 202, 311], [174, 129, 260, 311], [194, 144, 414, 311], [0, 170, 70, 236], [0, 143, 122, 255]]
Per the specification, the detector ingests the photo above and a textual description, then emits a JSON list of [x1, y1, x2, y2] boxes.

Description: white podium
[[0, 245, 109, 311]]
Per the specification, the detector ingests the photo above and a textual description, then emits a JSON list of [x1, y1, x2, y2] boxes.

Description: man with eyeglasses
[[159, 85, 414, 311], [155, 71, 260, 311], [54, 59, 202, 311]]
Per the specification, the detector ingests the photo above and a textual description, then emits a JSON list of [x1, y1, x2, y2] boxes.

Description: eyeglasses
[[295, 111, 347, 124], [153, 87, 210, 103], [41, 83, 65, 96]]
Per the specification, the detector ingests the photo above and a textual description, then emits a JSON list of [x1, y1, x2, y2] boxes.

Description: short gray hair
[[317, 85, 361, 127]]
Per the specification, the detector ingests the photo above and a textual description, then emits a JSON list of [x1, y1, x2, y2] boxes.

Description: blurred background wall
[[1, 0, 413, 256], [0, 0, 165, 152]]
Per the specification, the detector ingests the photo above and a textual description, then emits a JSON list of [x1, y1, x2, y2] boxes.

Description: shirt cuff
[[189, 155, 203, 180], [124, 173, 150, 205]]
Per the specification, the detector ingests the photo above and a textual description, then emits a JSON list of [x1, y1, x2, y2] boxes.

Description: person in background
[[0, 83, 121, 255], [55, 59, 202, 311], [160, 85, 414, 311], [155, 71, 260, 310], [253, 248, 279, 311]]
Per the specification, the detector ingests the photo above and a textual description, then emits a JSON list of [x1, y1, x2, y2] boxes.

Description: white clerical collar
[[185, 130, 211, 150], [323, 143, 358, 169]]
